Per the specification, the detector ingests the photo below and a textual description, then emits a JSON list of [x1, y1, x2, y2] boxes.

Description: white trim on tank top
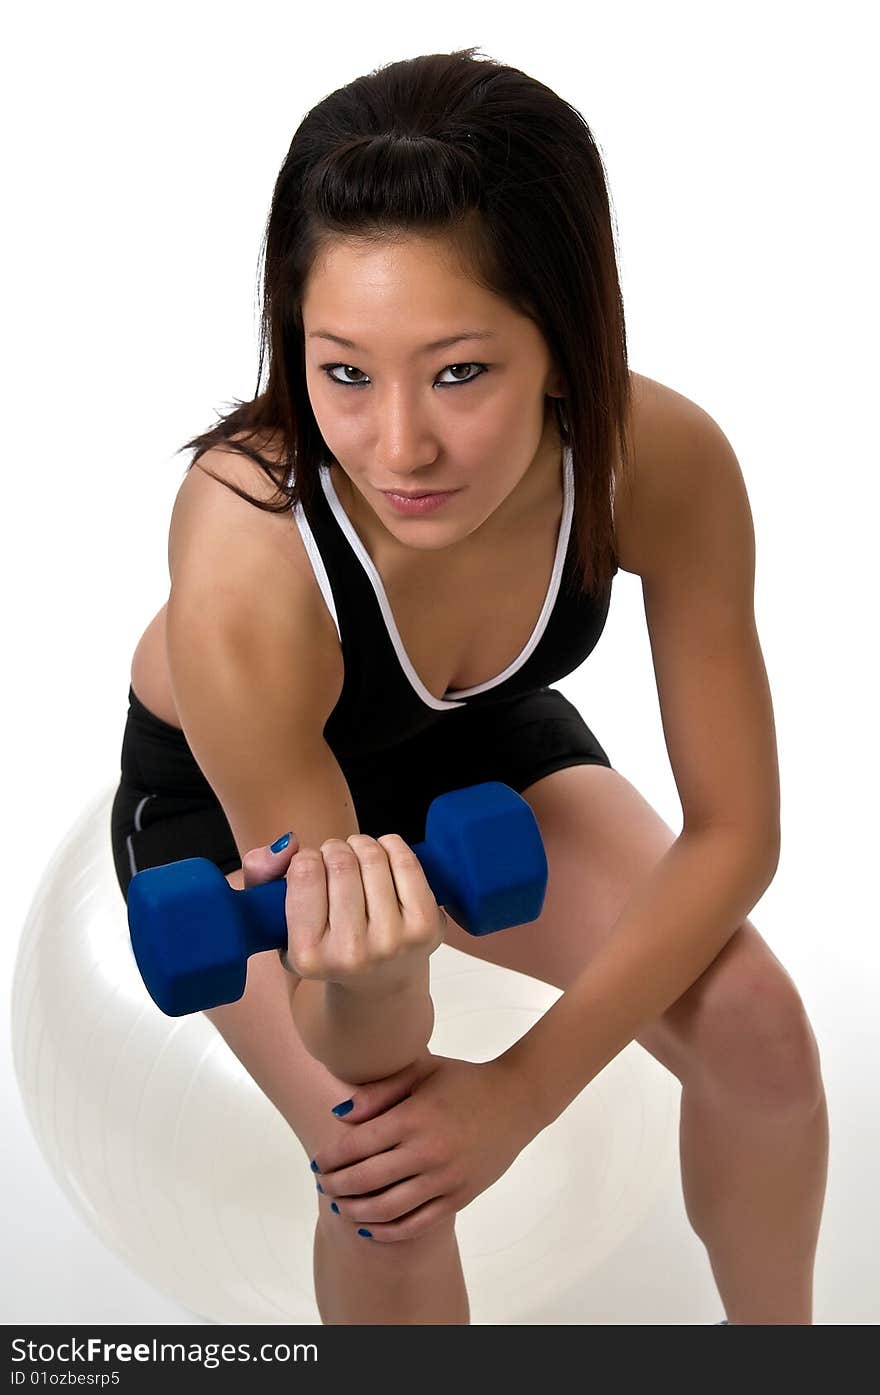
[[288, 443, 574, 713]]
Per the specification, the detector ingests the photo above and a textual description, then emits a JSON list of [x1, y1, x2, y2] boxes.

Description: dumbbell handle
[[221, 825, 460, 959], [199, 827, 501, 964]]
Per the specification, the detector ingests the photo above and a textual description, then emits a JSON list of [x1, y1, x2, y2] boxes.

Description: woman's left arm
[[311, 402, 783, 1241], [501, 398, 782, 1131]]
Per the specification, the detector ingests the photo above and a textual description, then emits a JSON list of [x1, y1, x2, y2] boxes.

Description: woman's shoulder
[[177, 428, 303, 554], [615, 372, 710, 576], [167, 430, 344, 737], [189, 426, 293, 499], [171, 428, 337, 647]]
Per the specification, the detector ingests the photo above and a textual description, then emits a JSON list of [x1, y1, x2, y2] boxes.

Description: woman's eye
[[320, 362, 488, 389]]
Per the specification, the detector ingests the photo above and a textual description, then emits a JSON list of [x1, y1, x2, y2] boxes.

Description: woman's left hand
[[311, 1050, 540, 1243]]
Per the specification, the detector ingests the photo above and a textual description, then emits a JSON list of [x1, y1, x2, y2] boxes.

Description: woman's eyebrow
[[307, 329, 498, 353]]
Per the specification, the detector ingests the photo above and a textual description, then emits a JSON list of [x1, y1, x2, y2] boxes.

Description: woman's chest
[[380, 516, 560, 699]]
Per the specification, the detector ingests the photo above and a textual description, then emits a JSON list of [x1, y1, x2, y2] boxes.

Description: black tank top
[[289, 444, 615, 760]]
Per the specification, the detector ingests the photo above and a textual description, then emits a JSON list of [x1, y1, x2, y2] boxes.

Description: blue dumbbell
[[128, 780, 548, 1017]]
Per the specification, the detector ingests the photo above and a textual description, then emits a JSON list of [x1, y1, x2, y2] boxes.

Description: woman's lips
[[382, 489, 461, 515]]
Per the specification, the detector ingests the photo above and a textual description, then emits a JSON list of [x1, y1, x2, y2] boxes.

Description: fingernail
[[357, 1228, 373, 1239], [330, 1202, 339, 1214], [270, 832, 291, 854], [331, 1098, 354, 1117], [310, 1159, 320, 1173], [316, 1182, 324, 1193]]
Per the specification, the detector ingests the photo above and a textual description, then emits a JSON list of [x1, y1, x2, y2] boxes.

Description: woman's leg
[[205, 869, 470, 1325], [114, 797, 470, 1322], [439, 763, 827, 1324], [312, 1202, 470, 1325], [111, 697, 472, 1324]]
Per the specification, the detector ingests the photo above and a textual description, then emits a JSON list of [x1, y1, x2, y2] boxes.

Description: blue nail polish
[[357, 1228, 373, 1239], [330, 1202, 339, 1214], [316, 1182, 324, 1193], [270, 832, 291, 853], [310, 1159, 320, 1173], [331, 1098, 354, 1117]]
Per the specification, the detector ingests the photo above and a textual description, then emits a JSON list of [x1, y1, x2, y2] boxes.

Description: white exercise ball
[[11, 785, 681, 1325]]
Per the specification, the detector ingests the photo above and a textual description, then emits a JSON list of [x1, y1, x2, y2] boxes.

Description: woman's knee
[[680, 923, 824, 1113], [314, 1199, 460, 1272]]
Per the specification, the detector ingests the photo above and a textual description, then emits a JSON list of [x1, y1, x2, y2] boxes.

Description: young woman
[[110, 48, 828, 1325]]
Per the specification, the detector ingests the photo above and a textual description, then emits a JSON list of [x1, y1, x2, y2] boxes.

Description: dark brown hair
[[179, 46, 634, 600]]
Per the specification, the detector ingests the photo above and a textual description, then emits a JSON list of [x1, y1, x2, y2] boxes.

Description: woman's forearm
[[289, 959, 435, 1083]]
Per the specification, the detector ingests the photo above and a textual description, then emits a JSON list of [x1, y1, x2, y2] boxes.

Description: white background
[[3, 0, 877, 1326]]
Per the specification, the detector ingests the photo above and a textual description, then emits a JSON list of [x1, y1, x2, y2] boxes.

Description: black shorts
[[110, 684, 612, 902]]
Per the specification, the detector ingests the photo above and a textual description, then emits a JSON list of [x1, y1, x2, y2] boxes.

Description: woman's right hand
[[243, 831, 447, 992]]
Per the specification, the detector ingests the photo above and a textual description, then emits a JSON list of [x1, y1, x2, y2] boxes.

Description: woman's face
[[300, 235, 564, 553]]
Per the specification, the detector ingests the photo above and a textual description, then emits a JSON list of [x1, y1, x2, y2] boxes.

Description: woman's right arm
[[164, 454, 434, 1082]]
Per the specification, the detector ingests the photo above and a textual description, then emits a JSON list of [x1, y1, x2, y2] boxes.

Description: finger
[[240, 831, 300, 890], [345, 835, 402, 959], [376, 834, 444, 945], [326, 1055, 431, 1126], [327, 1172, 439, 1226], [348, 1194, 454, 1244], [313, 1104, 408, 1184], [317, 1141, 413, 1200], [321, 839, 367, 970], [284, 848, 329, 977]]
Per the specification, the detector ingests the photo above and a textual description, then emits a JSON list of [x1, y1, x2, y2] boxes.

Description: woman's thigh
[[113, 790, 408, 1264], [205, 870, 374, 1159], [202, 907, 463, 1272], [438, 761, 798, 1090], [110, 692, 363, 1167]]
